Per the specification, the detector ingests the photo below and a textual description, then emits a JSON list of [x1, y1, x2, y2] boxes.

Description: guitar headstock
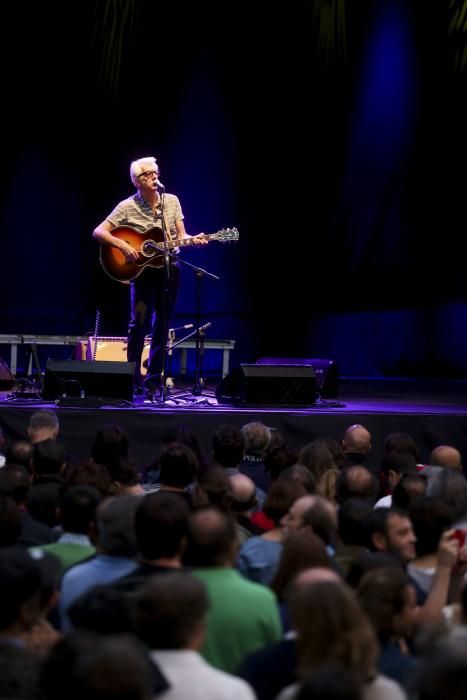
[[212, 227, 239, 242]]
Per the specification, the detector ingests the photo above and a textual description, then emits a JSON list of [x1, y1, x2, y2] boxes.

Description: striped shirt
[[106, 191, 184, 241]]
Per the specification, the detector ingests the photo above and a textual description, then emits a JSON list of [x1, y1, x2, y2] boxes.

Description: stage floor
[[1, 378, 467, 473]]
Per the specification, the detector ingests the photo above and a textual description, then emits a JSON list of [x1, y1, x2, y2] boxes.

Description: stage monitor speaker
[[256, 357, 338, 398], [0, 357, 15, 390], [215, 363, 317, 407], [43, 359, 135, 402]]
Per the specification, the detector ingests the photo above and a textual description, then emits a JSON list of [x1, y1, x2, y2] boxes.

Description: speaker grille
[[216, 364, 317, 407]]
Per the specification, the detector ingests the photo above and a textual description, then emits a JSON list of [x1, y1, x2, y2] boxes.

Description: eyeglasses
[[138, 170, 159, 180]]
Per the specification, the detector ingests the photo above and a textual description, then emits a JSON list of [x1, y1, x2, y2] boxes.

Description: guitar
[[100, 225, 239, 283]]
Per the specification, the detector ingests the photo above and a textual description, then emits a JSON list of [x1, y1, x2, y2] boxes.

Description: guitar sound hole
[[141, 240, 158, 257]]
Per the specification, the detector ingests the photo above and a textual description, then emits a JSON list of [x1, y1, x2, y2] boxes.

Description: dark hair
[[279, 464, 316, 494], [65, 460, 113, 497], [264, 445, 299, 480], [409, 496, 452, 557], [60, 484, 101, 534], [212, 424, 245, 469], [184, 507, 236, 567], [270, 531, 332, 601], [159, 443, 198, 488], [91, 424, 129, 466], [33, 438, 66, 476], [392, 473, 427, 511], [289, 581, 377, 683], [5, 440, 34, 472], [135, 492, 189, 560], [384, 432, 420, 462], [338, 498, 374, 547], [0, 464, 31, 503], [137, 572, 209, 649], [357, 567, 412, 643], [346, 551, 403, 590], [263, 478, 307, 525], [194, 467, 232, 511]]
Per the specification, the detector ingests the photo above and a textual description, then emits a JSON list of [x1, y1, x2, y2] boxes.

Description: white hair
[[130, 156, 159, 187]]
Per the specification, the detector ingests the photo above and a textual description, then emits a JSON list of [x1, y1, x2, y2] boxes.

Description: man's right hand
[[118, 241, 139, 262]]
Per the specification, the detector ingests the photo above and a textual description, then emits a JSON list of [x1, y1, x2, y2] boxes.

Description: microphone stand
[[157, 185, 170, 403], [170, 259, 219, 403]]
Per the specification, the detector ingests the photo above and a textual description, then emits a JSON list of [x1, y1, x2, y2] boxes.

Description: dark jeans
[[127, 263, 180, 385]]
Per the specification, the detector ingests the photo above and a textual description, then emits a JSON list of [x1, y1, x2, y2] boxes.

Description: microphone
[[155, 179, 165, 190]]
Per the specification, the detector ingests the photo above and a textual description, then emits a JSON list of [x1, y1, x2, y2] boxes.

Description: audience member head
[[211, 423, 245, 469], [40, 630, 156, 700], [0, 546, 61, 633], [67, 587, 134, 635], [392, 472, 427, 510], [384, 432, 420, 462], [0, 464, 31, 504], [240, 421, 272, 457], [287, 578, 378, 684], [321, 437, 346, 469], [32, 438, 66, 477], [346, 550, 403, 589], [27, 409, 59, 443], [91, 423, 130, 467], [357, 567, 418, 643], [263, 478, 307, 527], [134, 492, 189, 562], [65, 460, 113, 497], [161, 423, 208, 473], [279, 464, 316, 494], [5, 440, 34, 473], [264, 444, 299, 480], [338, 497, 374, 547], [136, 572, 209, 650], [342, 424, 372, 457], [184, 507, 237, 567], [159, 442, 198, 488], [427, 467, 467, 523], [380, 450, 418, 494], [298, 440, 337, 482], [430, 445, 463, 472], [335, 466, 378, 505], [193, 467, 232, 511], [270, 531, 333, 602], [367, 507, 416, 564], [95, 495, 140, 557], [414, 637, 467, 700], [59, 484, 101, 535], [229, 473, 257, 513], [409, 496, 452, 557]]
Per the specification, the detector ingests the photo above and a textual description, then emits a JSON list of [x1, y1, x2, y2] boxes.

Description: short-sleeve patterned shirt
[[106, 192, 184, 242]]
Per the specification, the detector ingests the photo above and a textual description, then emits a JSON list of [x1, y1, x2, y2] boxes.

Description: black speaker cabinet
[[43, 359, 135, 402], [215, 364, 317, 407], [256, 357, 338, 398]]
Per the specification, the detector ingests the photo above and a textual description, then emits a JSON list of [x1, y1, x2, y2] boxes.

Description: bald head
[[294, 566, 341, 587], [342, 424, 371, 454], [229, 473, 256, 502], [430, 445, 462, 472]]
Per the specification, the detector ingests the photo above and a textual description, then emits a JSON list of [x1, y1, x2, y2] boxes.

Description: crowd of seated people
[[1, 411, 467, 699]]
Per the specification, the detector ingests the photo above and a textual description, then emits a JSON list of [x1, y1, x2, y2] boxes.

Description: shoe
[[143, 376, 161, 397]]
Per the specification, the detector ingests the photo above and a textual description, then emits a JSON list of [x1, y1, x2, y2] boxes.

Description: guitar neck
[[168, 234, 217, 250]]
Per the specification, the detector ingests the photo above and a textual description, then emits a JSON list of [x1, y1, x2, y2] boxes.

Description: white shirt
[[150, 649, 255, 700], [374, 494, 392, 509]]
